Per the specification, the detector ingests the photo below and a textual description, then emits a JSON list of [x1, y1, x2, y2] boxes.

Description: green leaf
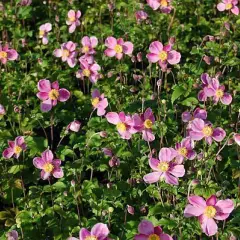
[[171, 86, 185, 104], [181, 97, 199, 106], [8, 165, 27, 174]]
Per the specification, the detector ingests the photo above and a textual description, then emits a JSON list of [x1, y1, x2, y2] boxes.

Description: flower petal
[[143, 172, 162, 184], [58, 89, 70, 102], [138, 220, 154, 235], [91, 223, 109, 240]]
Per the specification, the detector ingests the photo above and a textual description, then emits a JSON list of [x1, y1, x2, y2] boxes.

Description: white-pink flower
[[66, 10, 81, 33], [76, 59, 101, 84], [81, 36, 98, 55], [53, 41, 78, 68], [91, 89, 108, 116], [104, 37, 134, 60], [217, 0, 239, 15], [39, 23, 52, 45]]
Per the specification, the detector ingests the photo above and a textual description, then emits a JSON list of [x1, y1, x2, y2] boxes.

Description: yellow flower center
[[158, 162, 169, 172], [226, 3, 232, 10], [158, 51, 168, 61], [62, 49, 70, 58], [202, 126, 213, 137], [216, 89, 224, 98], [116, 122, 126, 132], [144, 119, 153, 129], [85, 236, 97, 240], [82, 46, 89, 53], [114, 44, 123, 54], [48, 89, 59, 100], [39, 30, 45, 37], [68, 16, 76, 22], [160, 0, 168, 7], [0, 51, 7, 59], [83, 69, 91, 77], [43, 163, 54, 173], [148, 234, 160, 240], [92, 97, 100, 107], [14, 146, 22, 154], [204, 206, 216, 218], [178, 147, 188, 157]]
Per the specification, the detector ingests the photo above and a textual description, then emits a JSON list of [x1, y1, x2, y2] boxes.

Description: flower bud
[[108, 207, 114, 213], [71, 180, 75, 187], [127, 205, 134, 215], [67, 120, 81, 132], [99, 131, 108, 138], [0, 104, 6, 116]]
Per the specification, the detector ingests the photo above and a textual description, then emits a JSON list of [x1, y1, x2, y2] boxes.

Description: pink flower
[[68, 223, 110, 240], [53, 41, 77, 68], [189, 118, 226, 145], [19, 0, 32, 6], [217, 0, 239, 15], [76, 59, 101, 84], [2, 136, 27, 159], [66, 10, 81, 33], [233, 133, 240, 146], [134, 220, 173, 240], [184, 195, 234, 236], [135, 10, 148, 22], [0, 104, 6, 116], [81, 36, 98, 54], [182, 108, 207, 123], [133, 108, 155, 142], [198, 73, 215, 102], [106, 112, 137, 140], [146, 41, 181, 71], [33, 149, 63, 180], [208, 78, 232, 105], [36, 79, 70, 112], [67, 120, 81, 132], [0, 43, 18, 64], [146, 0, 173, 13], [39, 23, 52, 45], [104, 37, 134, 60], [127, 205, 135, 215], [91, 89, 108, 116], [174, 138, 196, 163], [143, 148, 185, 185], [7, 230, 18, 240]]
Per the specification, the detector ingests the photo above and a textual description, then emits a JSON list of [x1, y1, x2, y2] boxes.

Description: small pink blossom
[[189, 118, 226, 145], [146, 40, 181, 71], [39, 23, 52, 45], [174, 137, 196, 163], [146, 0, 173, 13], [208, 78, 232, 105], [68, 223, 110, 240], [133, 108, 155, 142], [134, 219, 173, 240], [0, 43, 18, 64], [53, 41, 77, 68], [2, 136, 27, 159], [104, 37, 134, 60], [81, 36, 98, 55], [91, 89, 108, 116], [33, 149, 63, 180], [182, 108, 207, 123], [135, 10, 148, 22], [198, 73, 215, 102], [0, 104, 6, 115], [217, 0, 239, 15], [76, 59, 101, 84], [106, 112, 137, 140], [233, 133, 240, 146], [36, 79, 70, 112], [20, 0, 32, 6], [67, 120, 81, 132], [184, 195, 234, 236], [66, 10, 81, 33], [7, 230, 18, 240], [143, 148, 185, 185]]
